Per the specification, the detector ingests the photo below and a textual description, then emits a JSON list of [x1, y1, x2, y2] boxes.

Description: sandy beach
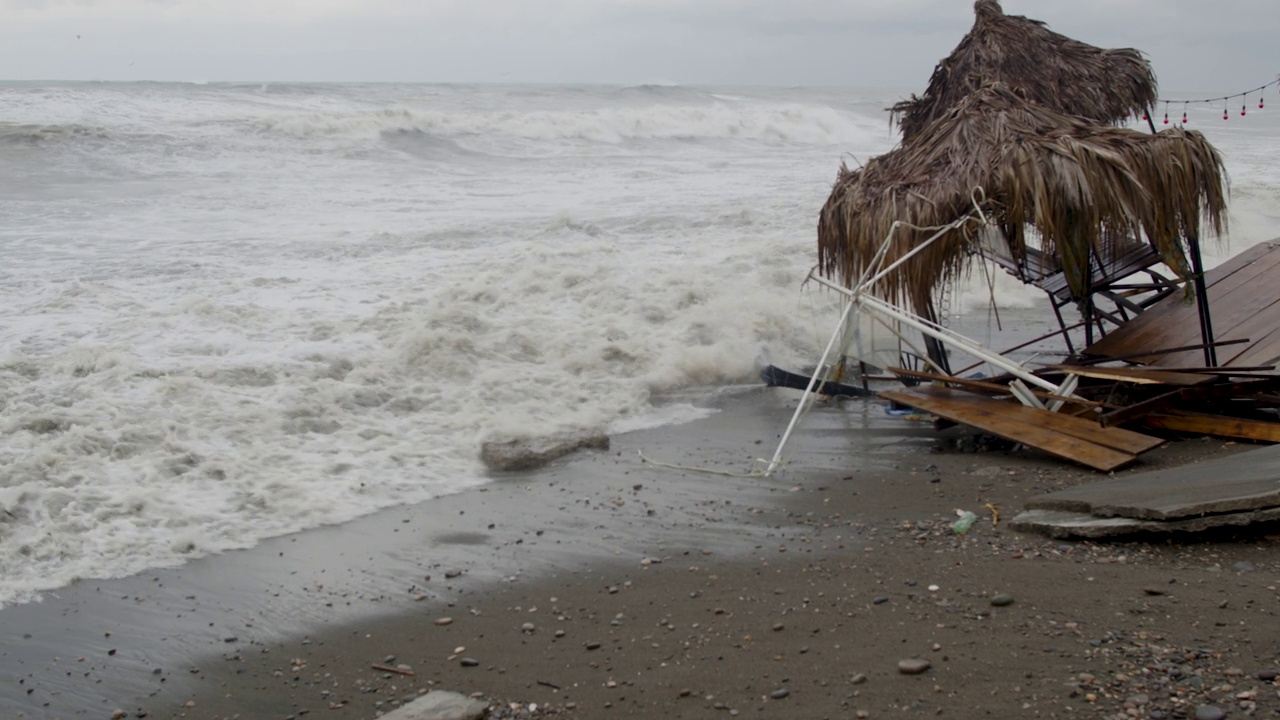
[[5, 384, 1280, 720]]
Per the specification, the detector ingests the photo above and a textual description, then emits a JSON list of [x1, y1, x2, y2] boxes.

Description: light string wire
[[1151, 76, 1280, 124]]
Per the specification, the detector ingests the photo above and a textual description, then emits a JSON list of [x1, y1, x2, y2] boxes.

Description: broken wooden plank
[[886, 367, 1103, 411], [1142, 410, 1280, 443], [879, 386, 1153, 471], [1075, 338, 1249, 366], [886, 386, 1161, 456], [1097, 387, 1189, 428], [1042, 365, 1218, 386]]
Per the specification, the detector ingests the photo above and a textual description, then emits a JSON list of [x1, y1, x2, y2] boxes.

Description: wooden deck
[[879, 386, 1163, 472], [1085, 240, 1280, 369]]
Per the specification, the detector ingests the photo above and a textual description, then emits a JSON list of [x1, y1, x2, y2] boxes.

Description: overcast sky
[[2, 0, 1276, 93]]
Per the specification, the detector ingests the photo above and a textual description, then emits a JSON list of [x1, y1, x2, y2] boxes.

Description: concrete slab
[[1024, 444, 1280, 520], [1008, 506, 1280, 539]]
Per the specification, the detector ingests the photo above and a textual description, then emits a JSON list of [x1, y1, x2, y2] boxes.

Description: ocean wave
[[254, 102, 881, 147], [0, 122, 110, 144]]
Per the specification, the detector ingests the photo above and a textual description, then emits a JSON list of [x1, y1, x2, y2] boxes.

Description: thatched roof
[[817, 83, 1227, 308], [891, 0, 1157, 142]]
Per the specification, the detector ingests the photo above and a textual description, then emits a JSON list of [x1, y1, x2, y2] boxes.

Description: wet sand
[[7, 381, 1280, 720]]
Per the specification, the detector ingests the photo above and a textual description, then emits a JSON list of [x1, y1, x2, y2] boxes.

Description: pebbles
[[990, 594, 1015, 607]]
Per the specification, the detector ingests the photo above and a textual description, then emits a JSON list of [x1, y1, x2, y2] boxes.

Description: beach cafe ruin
[[767, 0, 1280, 481]]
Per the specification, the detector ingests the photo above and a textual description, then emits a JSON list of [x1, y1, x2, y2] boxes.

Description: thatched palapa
[[891, 0, 1157, 142], [817, 83, 1227, 309]]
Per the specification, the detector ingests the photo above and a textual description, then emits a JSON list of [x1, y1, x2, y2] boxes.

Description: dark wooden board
[[879, 386, 1159, 472]]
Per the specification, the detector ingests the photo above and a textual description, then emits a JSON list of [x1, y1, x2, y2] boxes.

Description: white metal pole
[[808, 274, 1064, 395]]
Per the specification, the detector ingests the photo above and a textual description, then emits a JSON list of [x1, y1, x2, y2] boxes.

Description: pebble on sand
[[898, 658, 931, 675], [770, 688, 790, 699], [1195, 705, 1226, 720], [990, 594, 1015, 607], [435, 617, 454, 626]]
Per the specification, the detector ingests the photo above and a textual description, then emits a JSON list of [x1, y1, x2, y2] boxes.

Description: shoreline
[[4, 386, 923, 717], [8, 383, 1280, 719]]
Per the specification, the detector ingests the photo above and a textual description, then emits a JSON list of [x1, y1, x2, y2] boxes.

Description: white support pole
[[807, 274, 1064, 396], [762, 296, 860, 476]]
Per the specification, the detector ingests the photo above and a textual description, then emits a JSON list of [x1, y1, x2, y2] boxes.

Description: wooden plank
[[879, 387, 1151, 471], [1042, 365, 1218, 386], [887, 367, 1106, 411], [1143, 411, 1280, 443], [898, 387, 1162, 455]]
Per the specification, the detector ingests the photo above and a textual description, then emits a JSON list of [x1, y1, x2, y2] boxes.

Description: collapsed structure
[[777, 1, 1280, 479]]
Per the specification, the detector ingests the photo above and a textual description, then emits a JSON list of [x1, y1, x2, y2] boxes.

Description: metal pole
[[1186, 230, 1217, 367], [808, 274, 1064, 395]]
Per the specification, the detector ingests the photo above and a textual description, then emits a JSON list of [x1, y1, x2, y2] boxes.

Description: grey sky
[[2, 0, 1275, 92]]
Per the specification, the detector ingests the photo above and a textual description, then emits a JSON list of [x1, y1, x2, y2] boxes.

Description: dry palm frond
[[891, 0, 1157, 142], [818, 84, 1227, 306]]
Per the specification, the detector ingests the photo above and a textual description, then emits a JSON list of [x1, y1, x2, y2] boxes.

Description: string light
[[1156, 76, 1279, 123]]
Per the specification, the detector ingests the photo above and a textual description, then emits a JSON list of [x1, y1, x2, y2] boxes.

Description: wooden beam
[[887, 367, 1104, 410], [1143, 411, 1280, 443], [1042, 365, 1218, 386]]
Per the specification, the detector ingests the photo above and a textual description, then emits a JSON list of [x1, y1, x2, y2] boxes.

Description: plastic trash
[[951, 509, 978, 535]]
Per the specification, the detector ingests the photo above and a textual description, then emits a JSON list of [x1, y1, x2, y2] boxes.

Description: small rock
[[898, 658, 931, 675], [850, 673, 868, 685], [459, 658, 480, 668], [435, 617, 454, 626], [1194, 705, 1225, 720], [990, 594, 1015, 607], [521, 623, 535, 633], [1233, 561, 1256, 573], [1257, 668, 1279, 681], [376, 689, 487, 720], [585, 642, 602, 651], [770, 689, 790, 700], [873, 596, 889, 605], [111, 711, 127, 720], [480, 430, 609, 471]]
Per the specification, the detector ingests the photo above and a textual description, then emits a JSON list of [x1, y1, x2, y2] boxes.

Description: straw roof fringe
[[891, 0, 1157, 142], [817, 84, 1227, 307]]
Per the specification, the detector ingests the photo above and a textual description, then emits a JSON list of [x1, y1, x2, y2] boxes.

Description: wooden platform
[[879, 386, 1163, 472], [1085, 240, 1280, 369]]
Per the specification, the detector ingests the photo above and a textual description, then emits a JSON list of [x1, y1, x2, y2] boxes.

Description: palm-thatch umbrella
[[891, 0, 1157, 142], [817, 83, 1227, 322]]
